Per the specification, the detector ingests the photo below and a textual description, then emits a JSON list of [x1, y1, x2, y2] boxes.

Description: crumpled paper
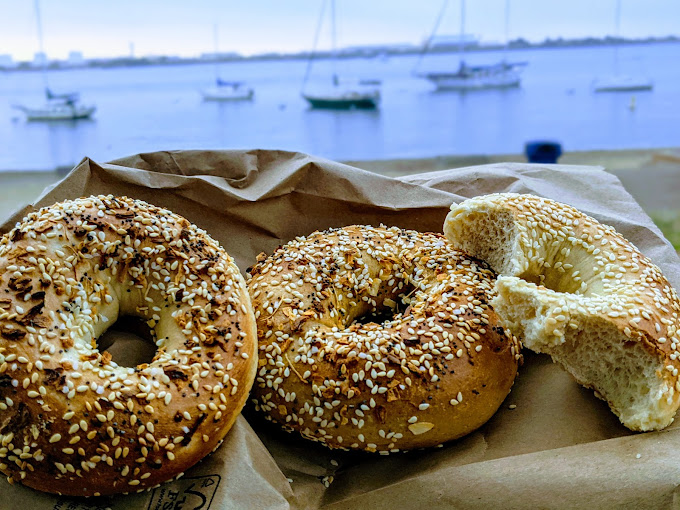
[[1, 149, 679, 510]]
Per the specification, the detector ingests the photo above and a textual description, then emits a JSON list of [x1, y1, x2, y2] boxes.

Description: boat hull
[[19, 105, 96, 121], [430, 77, 521, 91], [594, 84, 653, 92], [593, 79, 654, 93], [303, 95, 379, 109], [424, 69, 522, 91], [202, 87, 254, 101]]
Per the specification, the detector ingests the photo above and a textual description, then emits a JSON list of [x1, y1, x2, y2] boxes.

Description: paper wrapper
[[2, 150, 680, 510]]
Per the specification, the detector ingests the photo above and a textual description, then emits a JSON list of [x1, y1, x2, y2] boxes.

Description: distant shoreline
[[2, 36, 678, 73]]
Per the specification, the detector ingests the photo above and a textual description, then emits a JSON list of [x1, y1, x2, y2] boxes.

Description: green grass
[[649, 210, 680, 251]]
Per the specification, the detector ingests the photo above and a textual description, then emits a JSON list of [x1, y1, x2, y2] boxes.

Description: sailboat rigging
[[301, 0, 380, 109], [13, 0, 96, 121], [416, 0, 527, 91], [592, 0, 653, 92], [201, 24, 254, 101]]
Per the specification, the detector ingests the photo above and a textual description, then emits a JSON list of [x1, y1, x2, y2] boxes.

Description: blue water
[[0, 43, 679, 171]]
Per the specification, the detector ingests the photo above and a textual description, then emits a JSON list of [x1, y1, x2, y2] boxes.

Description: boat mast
[[458, 0, 466, 66], [301, 0, 328, 91], [331, 0, 338, 86], [613, 0, 621, 76], [503, 0, 510, 62], [33, 0, 49, 92], [213, 23, 220, 83], [412, 0, 449, 74]]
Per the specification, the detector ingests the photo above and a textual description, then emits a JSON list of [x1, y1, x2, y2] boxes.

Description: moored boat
[[592, 75, 653, 93], [301, 0, 381, 110], [593, 0, 654, 94], [14, 89, 96, 121], [13, 1, 97, 122], [202, 80, 254, 101], [415, 0, 527, 92], [14, 102, 96, 121], [421, 60, 525, 91], [302, 87, 380, 109]]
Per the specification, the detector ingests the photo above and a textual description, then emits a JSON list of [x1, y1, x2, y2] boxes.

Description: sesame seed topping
[[0, 195, 256, 495], [445, 192, 680, 432], [248, 225, 521, 452]]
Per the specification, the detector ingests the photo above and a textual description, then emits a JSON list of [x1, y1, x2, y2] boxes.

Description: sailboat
[[592, 0, 653, 92], [201, 24, 254, 101], [416, 0, 526, 91], [302, 0, 380, 109], [13, 0, 96, 121], [14, 90, 96, 121]]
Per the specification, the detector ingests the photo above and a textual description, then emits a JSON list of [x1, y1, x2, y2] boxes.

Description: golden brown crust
[[247, 225, 521, 452], [0, 195, 257, 496], [444, 193, 680, 430]]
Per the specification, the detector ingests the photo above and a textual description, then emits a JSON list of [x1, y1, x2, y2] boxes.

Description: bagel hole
[[518, 272, 542, 287], [351, 284, 416, 326], [518, 268, 585, 295], [97, 316, 157, 367], [353, 306, 401, 326]]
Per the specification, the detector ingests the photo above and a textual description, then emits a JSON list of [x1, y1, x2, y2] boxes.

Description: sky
[[1, 0, 679, 61]]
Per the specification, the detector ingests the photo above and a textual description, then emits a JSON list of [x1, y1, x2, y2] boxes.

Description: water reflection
[[23, 117, 96, 171], [303, 107, 383, 160]]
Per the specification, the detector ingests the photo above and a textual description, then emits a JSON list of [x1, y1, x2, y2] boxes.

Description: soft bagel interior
[[444, 193, 680, 431]]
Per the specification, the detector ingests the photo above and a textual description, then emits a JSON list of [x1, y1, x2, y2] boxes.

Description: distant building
[[67, 51, 85, 67], [0, 54, 16, 68], [32, 51, 48, 67]]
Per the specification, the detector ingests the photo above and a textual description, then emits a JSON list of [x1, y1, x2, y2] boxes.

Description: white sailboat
[[416, 0, 526, 91], [202, 80, 254, 101], [201, 24, 254, 101], [593, 0, 653, 92], [14, 0, 96, 121], [302, 0, 380, 109], [14, 90, 96, 121]]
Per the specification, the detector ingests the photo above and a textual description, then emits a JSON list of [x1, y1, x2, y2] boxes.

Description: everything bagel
[[248, 225, 521, 452], [0, 195, 257, 496]]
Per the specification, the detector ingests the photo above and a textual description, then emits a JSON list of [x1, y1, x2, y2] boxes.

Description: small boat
[[415, 0, 527, 92], [202, 79, 254, 101], [14, 1, 97, 122], [303, 88, 380, 109], [201, 25, 254, 102], [593, 0, 653, 93], [358, 78, 382, 86], [14, 88, 96, 121], [422, 60, 526, 91], [301, 0, 381, 110], [592, 75, 653, 93], [303, 76, 380, 109]]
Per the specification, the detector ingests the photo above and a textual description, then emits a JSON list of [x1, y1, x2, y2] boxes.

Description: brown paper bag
[[1, 150, 679, 510]]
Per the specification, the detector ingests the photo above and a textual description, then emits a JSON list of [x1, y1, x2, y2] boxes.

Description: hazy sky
[[1, 0, 678, 61]]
